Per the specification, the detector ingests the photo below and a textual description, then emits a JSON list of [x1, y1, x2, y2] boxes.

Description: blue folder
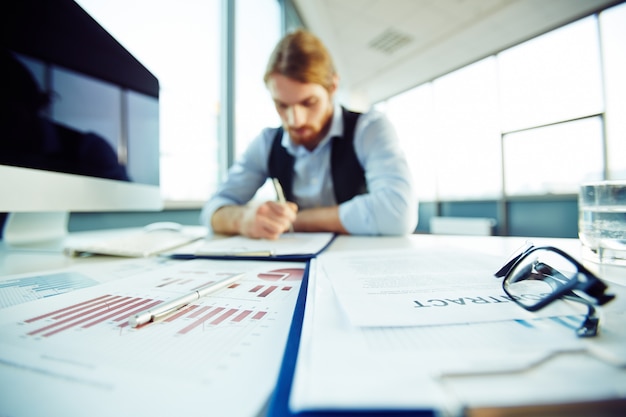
[[265, 260, 436, 417]]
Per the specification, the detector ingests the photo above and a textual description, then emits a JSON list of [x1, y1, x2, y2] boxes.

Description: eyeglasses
[[494, 242, 615, 338]]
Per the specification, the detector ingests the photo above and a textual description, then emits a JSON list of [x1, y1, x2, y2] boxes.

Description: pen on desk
[[128, 273, 245, 328], [272, 177, 295, 233]]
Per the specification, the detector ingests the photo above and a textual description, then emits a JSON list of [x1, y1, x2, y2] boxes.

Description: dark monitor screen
[[1, 0, 162, 245]]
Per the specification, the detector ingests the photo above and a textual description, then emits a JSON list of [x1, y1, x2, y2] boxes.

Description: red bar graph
[[23, 296, 272, 338], [258, 286, 278, 297], [82, 297, 155, 328], [252, 311, 267, 320], [232, 310, 252, 322], [24, 294, 116, 323], [210, 308, 238, 325], [19, 267, 298, 338], [188, 306, 211, 318], [27, 297, 161, 337], [178, 307, 225, 334], [157, 278, 183, 287], [163, 305, 198, 323]]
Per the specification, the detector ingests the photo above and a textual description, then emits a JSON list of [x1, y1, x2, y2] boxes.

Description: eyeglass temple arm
[[495, 248, 532, 277], [562, 293, 599, 338], [580, 277, 616, 306], [495, 242, 537, 278]]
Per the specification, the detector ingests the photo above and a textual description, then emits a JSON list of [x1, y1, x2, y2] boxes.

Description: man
[[201, 29, 417, 239]]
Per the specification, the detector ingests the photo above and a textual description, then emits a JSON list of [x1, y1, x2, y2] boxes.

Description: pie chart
[[257, 268, 304, 282]]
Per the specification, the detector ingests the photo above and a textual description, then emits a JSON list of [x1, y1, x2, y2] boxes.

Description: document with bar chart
[[0, 258, 306, 417]]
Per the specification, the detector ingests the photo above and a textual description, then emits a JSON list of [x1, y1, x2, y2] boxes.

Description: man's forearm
[[211, 205, 244, 235], [293, 206, 348, 234]]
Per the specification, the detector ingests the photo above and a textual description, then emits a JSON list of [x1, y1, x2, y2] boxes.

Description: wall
[[67, 210, 203, 232], [416, 196, 578, 238]]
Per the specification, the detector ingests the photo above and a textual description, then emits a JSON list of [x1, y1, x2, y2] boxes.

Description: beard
[[288, 125, 317, 142], [287, 111, 333, 150], [287, 124, 327, 151]]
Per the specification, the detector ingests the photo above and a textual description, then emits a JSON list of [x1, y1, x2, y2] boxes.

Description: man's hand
[[238, 201, 298, 240]]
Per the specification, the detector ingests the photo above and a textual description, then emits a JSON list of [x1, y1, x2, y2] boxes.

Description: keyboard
[[65, 229, 206, 258]]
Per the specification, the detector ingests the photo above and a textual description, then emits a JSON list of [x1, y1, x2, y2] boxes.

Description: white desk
[[0, 226, 209, 276], [1, 232, 625, 417], [327, 234, 626, 286], [2, 231, 622, 298]]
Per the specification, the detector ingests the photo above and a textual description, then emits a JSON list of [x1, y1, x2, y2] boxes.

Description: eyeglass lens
[[503, 248, 577, 309], [503, 248, 601, 337]]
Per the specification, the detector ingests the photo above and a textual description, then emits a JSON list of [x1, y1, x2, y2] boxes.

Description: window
[[498, 17, 605, 195], [600, 3, 626, 179], [381, 84, 438, 200], [498, 16, 604, 132], [75, 0, 221, 204], [232, 0, 282, 201], [380, 4, 625, 201], [234, 0, 281, 158], [384, 58, 501, 201], [503, 117, 604, 195], [431, 58, 501, 200], [75, 0, 282, 206]]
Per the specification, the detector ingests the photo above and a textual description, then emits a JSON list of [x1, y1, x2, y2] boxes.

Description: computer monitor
[[1, 0, 162, 246]]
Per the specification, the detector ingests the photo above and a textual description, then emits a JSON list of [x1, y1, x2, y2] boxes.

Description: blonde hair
[[263, 29, 336, 91]]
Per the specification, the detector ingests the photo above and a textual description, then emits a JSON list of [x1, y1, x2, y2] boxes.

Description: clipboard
[[165, 233, 337, 262], [265, 262, 436, 417]]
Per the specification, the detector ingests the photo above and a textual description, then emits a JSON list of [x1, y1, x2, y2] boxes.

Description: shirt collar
[[282, 102, 343, 156]]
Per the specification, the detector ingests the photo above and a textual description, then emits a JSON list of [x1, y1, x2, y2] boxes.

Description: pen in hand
[[128, 273, 245, 328], [272, 178, 295, 233]]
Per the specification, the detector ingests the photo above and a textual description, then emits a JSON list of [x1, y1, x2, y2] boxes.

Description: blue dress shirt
[[201, 103, 418, 235]]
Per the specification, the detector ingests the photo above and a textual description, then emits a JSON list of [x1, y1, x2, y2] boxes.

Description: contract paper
[[288, 259, 624, 415], [321, 247, 581, 327], [0, 259, 305, 417]]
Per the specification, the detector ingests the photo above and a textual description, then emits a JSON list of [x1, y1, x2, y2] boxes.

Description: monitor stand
[[2, 212, 69, 251]]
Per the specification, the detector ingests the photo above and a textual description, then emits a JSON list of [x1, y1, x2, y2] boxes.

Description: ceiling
[[293, 0, 623, 108]]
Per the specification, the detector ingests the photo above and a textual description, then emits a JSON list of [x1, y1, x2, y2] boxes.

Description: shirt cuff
[[200, 196, 237, 235]]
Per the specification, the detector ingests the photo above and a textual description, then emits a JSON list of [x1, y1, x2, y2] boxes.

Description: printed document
[[0, 259, 305, 417], [320, 247, 579, 326], [289, 258, 625, 414]]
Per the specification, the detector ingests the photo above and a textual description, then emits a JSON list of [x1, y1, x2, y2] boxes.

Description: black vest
[[267, 107, 367, 204]]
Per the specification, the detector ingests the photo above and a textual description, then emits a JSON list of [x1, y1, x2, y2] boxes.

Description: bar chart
[[0, 259, 305, 386], [19, 290, 275, 338]]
